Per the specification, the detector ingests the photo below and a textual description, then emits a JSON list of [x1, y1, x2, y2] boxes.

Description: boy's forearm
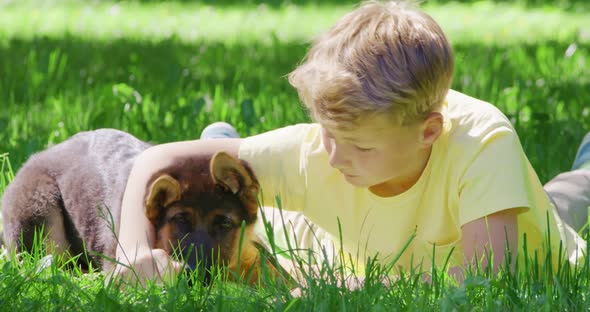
[[440, 244, 516, 286], [115, 147, 165, 261]]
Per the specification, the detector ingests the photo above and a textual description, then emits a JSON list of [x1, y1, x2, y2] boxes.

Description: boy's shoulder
[[440, 89, 521, 161], [446, 89, 511, 125], [444, 89, 515, 139], [240, 123, 322, 159]]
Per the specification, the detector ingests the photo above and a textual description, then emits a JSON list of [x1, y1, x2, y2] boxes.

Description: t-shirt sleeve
[[238, 124, 312, 211], [458, 126, 533, 226]]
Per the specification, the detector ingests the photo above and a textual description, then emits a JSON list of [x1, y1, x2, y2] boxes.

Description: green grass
[[2, 39, 588, 181], [1, 0, 590, 310], [2, 209, 590, 311], [0, 1, 588, 44]]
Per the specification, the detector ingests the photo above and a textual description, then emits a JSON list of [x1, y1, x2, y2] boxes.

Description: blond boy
[[112, 1, 587, 285]]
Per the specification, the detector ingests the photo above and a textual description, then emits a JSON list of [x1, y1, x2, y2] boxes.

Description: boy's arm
[[447, 207, 520, 283], [110, 138, 241, 284], [289, 209, 520, 294]]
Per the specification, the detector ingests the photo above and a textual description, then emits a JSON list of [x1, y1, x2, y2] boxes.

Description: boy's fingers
[[290, 287, 303, 298], [167, 259, 185, 275], [107, 248, 184, 286], [172, 260, 186, 273], [149, 249, 183, 282]]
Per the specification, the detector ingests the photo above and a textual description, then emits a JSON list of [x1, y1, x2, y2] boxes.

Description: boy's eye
[[355, 145, 374, 152]]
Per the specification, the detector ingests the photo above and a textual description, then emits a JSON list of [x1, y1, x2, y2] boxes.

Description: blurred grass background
[[1, 0, 588, 183]]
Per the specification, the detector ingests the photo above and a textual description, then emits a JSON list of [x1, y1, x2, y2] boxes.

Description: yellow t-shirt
[[239, 89, 586, 273]]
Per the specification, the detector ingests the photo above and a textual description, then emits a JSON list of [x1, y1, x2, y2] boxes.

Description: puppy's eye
[[214, 215, 235, 231], [170, 213, 191, 226]]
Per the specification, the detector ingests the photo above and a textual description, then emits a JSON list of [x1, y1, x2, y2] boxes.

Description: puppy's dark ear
[[210, 152, 260, 216], [145, 175, 181, 223]]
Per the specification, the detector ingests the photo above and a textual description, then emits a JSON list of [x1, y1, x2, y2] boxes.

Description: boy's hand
[[107, 248, 184, 287]]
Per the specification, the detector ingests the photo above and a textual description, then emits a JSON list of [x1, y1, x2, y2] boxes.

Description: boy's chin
[[342, 174, 372, 187]]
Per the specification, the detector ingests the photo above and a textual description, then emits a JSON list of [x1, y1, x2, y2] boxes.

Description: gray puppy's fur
[[1, 129, 150, 270]]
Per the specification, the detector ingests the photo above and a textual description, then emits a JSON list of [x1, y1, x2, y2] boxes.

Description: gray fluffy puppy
[[1, 129, 149, 271]]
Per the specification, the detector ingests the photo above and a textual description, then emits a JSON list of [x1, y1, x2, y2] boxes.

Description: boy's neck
[[369, 146, 433, 198]]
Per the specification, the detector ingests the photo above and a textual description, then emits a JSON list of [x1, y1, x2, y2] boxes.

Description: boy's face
[[320, 115, 438, 194]]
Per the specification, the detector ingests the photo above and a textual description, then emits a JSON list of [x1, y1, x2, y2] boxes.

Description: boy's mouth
[[340, 171, 358, 178]]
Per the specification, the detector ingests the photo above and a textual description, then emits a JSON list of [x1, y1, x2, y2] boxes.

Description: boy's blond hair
[[288, 1, 454, 129]]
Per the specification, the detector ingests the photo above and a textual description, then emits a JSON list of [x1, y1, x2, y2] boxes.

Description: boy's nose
[[328, 142, 351, 169]]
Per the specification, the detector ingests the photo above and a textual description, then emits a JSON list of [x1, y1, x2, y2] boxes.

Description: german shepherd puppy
[[1, 129, 284, 285]]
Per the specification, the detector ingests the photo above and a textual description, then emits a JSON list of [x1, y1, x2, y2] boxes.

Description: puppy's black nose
[[181, 230, 214, 285]]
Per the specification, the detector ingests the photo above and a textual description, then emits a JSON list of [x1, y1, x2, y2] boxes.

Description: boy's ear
[[419, 112, 443, 147], [145, 175, 182, 223], [210, 152, 260, 216]]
